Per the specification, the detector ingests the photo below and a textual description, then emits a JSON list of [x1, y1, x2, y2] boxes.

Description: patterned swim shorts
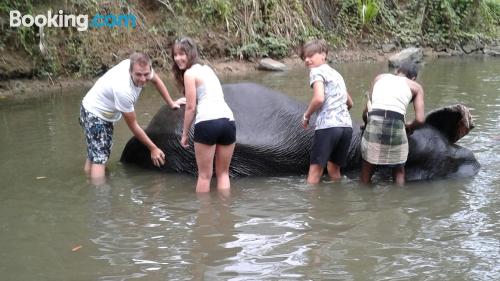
[[79, 105, 114, 164]]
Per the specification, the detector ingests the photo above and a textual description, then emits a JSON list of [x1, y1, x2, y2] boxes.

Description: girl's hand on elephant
[[173, 97, 187, 109], [181, 135, 189, 148]]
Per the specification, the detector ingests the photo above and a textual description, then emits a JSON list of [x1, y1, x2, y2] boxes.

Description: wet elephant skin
[[121, 83, 480, 181]]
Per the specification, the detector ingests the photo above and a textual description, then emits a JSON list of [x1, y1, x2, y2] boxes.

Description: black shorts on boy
[[310, 127, 352, 167]]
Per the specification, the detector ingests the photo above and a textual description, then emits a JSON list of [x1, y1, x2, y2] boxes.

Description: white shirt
[[189, 64, 234, 124], [371, 74, 412, 116], [82, 59, 154, 122]]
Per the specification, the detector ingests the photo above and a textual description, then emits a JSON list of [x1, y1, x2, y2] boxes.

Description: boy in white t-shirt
[[79, 52, 185, 182], [301, 39, 353, 184]]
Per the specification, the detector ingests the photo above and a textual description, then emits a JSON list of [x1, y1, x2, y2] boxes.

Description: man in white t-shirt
[[79, 52, 185, 181]]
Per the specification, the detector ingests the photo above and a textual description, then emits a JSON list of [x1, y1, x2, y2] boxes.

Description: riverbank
[[1, 0, 498, 101], [0, 47, 381, 100], [3, 44, 499, 102]]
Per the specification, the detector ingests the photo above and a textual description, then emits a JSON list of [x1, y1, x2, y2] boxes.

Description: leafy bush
[[357, 0, 379, 26], [2, 0, 499, 79], [0, 0, 35, 54], [230, 36, 289, 59]]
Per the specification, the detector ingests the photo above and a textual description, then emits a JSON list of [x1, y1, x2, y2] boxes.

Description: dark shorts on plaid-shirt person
[[310, 126, 353, 167], [79, 105, 114, 164]]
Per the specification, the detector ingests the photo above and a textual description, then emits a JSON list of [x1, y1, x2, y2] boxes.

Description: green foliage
[[357, 0, 380, 26], [231, 42, 261, 59], [169, 0, 499, 58], [196, 0, 232, 24], [371, 0, 499, 47], [260, 36, 289, 58], [0, 0, 35, 54], [1, 0, 498, 80], [418, 0, 499, 45], [480, 0, 500, 34], [231, 36, 289, 59], [63, 36, 102, 78], [325, 0, 362, 43]]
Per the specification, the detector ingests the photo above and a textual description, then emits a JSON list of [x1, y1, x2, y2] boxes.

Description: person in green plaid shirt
[[360, 62, 425, 185]]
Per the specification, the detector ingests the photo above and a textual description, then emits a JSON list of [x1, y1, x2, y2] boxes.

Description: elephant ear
[[425, 104, 475, 143]]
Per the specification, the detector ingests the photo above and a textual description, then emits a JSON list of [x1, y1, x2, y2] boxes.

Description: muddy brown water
[[0, 56, 499, 280]]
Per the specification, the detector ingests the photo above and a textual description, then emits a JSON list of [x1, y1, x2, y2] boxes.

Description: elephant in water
[[121, 83, 480, 181]]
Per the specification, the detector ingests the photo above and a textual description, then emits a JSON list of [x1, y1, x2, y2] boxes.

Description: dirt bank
[[0, 47, 389, 101], [1, 0, 497, 102], [2, 44, 497, 102]]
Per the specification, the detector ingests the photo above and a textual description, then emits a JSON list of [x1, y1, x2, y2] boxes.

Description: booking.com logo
[[9, 10, 137, 31]]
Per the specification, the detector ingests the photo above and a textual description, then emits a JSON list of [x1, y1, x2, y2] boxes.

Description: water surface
[[0, 56, 499, 280]]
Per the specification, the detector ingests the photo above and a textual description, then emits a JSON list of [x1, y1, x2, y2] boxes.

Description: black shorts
[[310, 127, 353, 167], [194, 118, 236, 145]]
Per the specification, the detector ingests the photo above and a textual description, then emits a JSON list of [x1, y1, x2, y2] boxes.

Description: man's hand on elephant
[[172, 97, 187, 110], [180, 135, 189, 148], [150, 148, 165, 167]]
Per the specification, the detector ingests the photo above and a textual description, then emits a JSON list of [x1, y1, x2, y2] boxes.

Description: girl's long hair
[[171, 37, 200, 94]]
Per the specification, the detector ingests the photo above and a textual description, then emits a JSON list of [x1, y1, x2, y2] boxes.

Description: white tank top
[[191, 64, 234, 124], [371, 74, 413, 116]]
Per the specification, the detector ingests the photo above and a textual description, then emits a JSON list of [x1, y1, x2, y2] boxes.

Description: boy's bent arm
[[304, 81, 325, 120], [346, 92, 353, 110]]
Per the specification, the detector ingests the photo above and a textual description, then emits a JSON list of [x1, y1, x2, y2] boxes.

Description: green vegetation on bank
[[0, 0, 499, 80]]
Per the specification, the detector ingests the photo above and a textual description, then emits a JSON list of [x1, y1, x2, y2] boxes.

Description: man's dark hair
[[397, 62, 419, 80]]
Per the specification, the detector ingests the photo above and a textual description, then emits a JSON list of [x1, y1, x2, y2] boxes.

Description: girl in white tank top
[[189, 64, 234, 124], [171, 37, 236, 193]]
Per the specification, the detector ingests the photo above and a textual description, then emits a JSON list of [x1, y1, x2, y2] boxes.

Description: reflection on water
[[0, 57, 499, 280]]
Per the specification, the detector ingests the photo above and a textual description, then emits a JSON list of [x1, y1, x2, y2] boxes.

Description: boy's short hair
[[300, 39, 329, 60], [397, 61, 419, 80]]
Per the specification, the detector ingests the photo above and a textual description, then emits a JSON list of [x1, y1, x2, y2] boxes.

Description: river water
[[0, 56, 498, 280]]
